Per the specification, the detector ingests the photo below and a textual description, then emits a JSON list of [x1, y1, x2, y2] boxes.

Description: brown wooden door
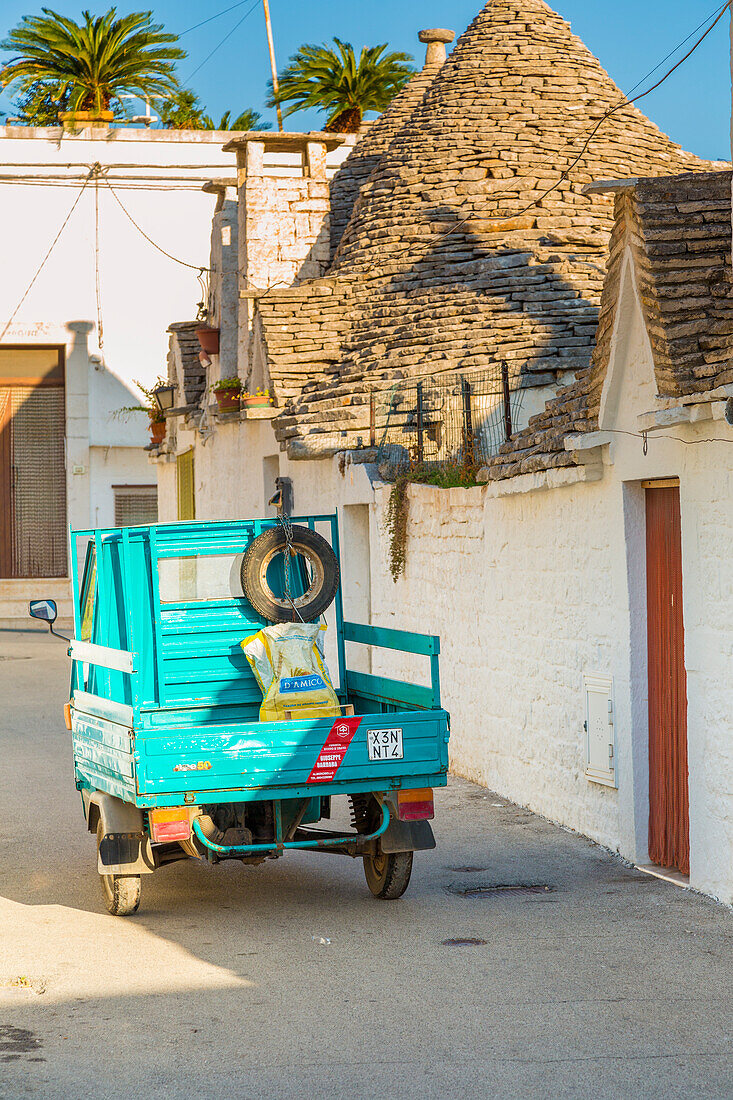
[[646, 485, 689, 875]]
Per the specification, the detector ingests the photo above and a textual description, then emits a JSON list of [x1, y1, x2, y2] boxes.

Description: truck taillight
[[63, 702, 72, 730], [397, 788, 434, 821], [149, 807, 193, 843]]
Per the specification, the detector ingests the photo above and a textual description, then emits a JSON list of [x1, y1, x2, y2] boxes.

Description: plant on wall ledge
[[242, 387, 272, 409], [115, 377, 167, 445], [211, 377, 241, 412]]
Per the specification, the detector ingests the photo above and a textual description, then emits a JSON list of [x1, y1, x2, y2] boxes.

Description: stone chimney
[[419, 28, 454, 70]]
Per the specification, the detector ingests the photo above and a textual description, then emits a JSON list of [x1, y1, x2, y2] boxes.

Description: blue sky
[[0, 0, 730, 160]]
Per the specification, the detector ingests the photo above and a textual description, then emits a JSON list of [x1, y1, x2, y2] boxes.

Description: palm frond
[[0, 7, 184, 116], [267, 37, 414, 131]]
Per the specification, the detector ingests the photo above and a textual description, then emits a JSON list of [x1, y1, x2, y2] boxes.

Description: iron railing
[[373, 364, 524, 476]]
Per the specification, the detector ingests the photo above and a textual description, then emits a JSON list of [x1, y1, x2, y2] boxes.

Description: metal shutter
[[114, 486, 158, 527], [10, 386, 67, 577]]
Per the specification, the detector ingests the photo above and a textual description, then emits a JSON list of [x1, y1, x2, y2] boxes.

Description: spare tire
[[240, 524, 340, 622]]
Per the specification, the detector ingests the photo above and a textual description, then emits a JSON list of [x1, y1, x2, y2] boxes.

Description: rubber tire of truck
[[96, 822, 141, 916], [240, 525, 340, 622], [363, 849, 414, 900]]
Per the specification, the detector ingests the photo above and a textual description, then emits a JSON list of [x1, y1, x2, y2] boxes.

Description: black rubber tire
[[240, 525, 339, 622], [96, 822, 141, 916], [363, 849, 414, 900]]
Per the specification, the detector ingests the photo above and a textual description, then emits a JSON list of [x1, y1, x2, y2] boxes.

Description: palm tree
[[159, 88, 205, 130], [268, 38, 414, 133], [202, 108, 271, 132], [160, 90, 271, 132], [0, 8, 183, 120]]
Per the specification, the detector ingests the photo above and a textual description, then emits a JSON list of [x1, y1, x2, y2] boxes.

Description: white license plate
[[367, 727, 404, 761]]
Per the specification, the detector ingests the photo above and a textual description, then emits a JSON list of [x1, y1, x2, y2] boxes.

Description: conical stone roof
[[329, 29, 455, 259], [259, 0, 713, 458], [329, 77, 441, 260]]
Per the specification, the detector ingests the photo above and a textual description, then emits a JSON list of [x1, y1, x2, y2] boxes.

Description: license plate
[[367, 727, 404, 761]]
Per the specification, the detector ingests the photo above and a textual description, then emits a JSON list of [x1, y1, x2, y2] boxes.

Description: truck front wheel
[[96, 822, 141, 916], [363, 849, 413, 900]]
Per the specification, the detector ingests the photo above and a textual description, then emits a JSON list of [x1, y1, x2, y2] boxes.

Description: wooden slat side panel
[[646, 486, 689, 875]]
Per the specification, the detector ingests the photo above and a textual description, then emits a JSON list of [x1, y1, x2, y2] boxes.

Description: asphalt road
[[1, 629, 732, 1100]]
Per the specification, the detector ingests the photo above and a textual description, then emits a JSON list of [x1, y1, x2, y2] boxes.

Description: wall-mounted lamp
[[152, 384, 176, 415]]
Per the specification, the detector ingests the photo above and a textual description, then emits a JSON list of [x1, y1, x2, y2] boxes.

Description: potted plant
[[242, 388, 273, 409], [196, 325, 220, 355], [115, 377, 169, 446], [211, 377, 242, 412], [59, 109, 115, 128]]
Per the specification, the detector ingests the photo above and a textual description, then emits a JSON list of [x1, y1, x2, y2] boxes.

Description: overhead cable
[[94, 172, 104, 349], [186, 0, 261, 81], [178, 0, 255, 38], [0, 168, 94, 344], [316, 0, 733, 276], [102, 173, 211, 272]]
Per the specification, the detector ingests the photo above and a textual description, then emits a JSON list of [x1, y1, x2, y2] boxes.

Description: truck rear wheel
[[96, 822, 141, 916], [363, 849, 413, 900]]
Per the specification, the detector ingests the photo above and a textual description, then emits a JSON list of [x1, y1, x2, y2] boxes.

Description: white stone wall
[[159, 408, 733, 904]]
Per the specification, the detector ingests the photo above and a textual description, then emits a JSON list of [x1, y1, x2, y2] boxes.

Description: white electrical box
[[583, 673, 616, 788]]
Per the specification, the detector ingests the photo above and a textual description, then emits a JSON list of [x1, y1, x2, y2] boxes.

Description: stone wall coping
[[372, 461, 603, 508], [202, 177, 237, 193], [0, 125, 239, 143], [224, 131, 349, 155]]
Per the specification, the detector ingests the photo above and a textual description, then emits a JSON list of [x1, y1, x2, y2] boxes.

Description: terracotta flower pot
[[59, 109, 114, 128], [196, 326, 220, 355], [150, 419, 166, 445], [242, 395, 272, 409], [215, 391, 241, 412]]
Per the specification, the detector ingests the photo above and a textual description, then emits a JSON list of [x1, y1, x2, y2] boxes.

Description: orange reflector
[[149, 807, 193, 843], [397, 788, 434, 821], [63, 702, 72, 730]]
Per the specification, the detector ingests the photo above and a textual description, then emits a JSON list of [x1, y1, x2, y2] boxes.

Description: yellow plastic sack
[[241, 622, 340, 722]]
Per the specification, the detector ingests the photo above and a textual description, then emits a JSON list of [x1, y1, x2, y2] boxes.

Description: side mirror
[[29, 599, 69, 641], [29, 599, 58, 624]]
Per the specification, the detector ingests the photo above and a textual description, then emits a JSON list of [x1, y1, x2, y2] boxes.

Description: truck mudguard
[[380, 801, 436, 854], [83, 791, 155, 875]]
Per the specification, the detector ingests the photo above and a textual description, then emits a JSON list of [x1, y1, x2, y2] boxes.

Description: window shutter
[[177, 450, 195, 521], [114, 486, 158, 527]]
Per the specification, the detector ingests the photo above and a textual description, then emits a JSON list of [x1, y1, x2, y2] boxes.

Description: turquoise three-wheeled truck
[[32, 515, 450, 915]]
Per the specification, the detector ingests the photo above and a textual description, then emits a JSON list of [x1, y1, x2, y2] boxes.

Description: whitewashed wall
[[0, 127, 235, 390], [157, 379, 733, 907]]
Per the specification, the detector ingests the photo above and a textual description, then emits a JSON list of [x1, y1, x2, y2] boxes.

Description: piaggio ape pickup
[[32, 515, 450, 915]]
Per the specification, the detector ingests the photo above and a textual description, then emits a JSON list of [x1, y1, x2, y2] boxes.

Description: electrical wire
[[321, 0, 733, 273], [101, 171, 291, 290], [622, 2, 730, 101], [602, 426, 733, 448], [94, 172, 104, 349], [79, 2, 733, 311], [0, 168, 94, 344], [178, 0, 255, 38], [101, 173, 211, 272], [186, 0, 261, 82]]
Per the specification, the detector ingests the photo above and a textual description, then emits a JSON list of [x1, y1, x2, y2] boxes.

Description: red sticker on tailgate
[[307, 716, 362, 784]]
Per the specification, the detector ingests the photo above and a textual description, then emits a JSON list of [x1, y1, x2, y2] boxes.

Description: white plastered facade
[[0, 126, 239, 617]]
